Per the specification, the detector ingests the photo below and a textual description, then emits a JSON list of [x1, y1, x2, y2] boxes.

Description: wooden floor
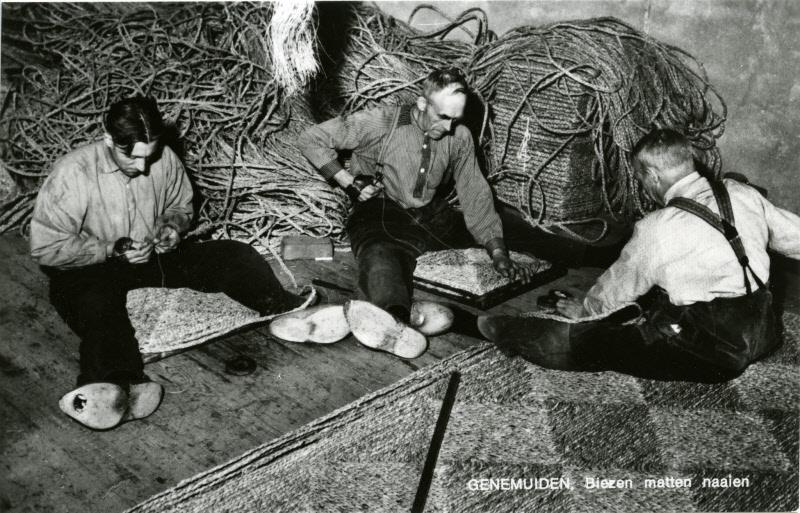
[[3, 232, 798, 513], [0, 233, 603, 513]]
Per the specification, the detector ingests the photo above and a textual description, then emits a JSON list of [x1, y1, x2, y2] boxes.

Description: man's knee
[[720, 347, 752, 376], [357, 242, 409, 272]]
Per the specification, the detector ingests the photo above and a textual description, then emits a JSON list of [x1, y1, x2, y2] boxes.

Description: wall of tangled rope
[[0, 2, 725, 255]]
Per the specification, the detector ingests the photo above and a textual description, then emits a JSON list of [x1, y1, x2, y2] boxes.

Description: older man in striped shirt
[[289, 68, 530, 357]]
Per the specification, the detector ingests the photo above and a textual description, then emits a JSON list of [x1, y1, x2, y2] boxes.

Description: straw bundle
[[471, 18, 726, 238], [269, 0, 318, 97]]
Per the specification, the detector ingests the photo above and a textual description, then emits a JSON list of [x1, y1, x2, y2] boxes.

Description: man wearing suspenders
[[479, 129, 800, 382], [271, 68, 532, 359]]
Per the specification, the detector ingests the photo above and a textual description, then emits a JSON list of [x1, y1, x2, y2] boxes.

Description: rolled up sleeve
[[762, 195, 800, 260]]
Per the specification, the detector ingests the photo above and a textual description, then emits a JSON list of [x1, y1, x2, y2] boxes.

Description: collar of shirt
[[664, 171, 706, 202], [98, 142, 121, 175], [408, 106, 428, 135]]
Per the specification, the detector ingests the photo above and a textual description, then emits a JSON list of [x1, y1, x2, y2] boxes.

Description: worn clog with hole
[[58, 383, 127, 430]]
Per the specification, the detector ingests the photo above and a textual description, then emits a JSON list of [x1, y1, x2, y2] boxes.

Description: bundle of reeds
[[1, 3, 726, 252], [471, 18, 726, 239], [0, 2, 343, 257]]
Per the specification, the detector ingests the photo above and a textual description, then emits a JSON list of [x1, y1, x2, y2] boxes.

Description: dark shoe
[[269, 304, 350, 344], [58, 383, 127, 430], [477, 315, 582, 370], [344, 300, 427, 359], [410, 301, 454, 336]]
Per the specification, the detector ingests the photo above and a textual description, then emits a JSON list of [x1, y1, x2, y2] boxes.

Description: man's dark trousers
[[44, 240, 297, 387], [495, 287, 779, 383], [346, 196, 473, 320]]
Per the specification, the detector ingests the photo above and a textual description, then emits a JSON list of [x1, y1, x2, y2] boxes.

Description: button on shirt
[[584, 172, 800, 315], [30, 140, 193, 269], [297, 105, 504, 246]]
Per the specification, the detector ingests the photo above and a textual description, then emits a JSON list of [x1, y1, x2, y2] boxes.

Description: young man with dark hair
[[478, 128, 800, 382], [31, 96, 308, 430], [274, 68, 532, 359]]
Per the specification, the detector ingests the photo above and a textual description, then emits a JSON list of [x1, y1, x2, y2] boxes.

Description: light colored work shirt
[[584, 172, 800, 315], [297, 104, 504, 246], [30, 140, 193, 269]]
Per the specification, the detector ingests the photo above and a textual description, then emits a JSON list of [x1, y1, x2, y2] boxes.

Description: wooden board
[[414, 264, 566, 310]]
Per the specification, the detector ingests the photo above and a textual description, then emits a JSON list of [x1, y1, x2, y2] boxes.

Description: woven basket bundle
[[473, 18, 726, 233], [488, 60, 599, 224]]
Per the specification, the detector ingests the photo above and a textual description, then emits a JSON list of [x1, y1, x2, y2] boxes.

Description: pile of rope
[[1, 3, 726, 251], [0, 2, 344, 260]]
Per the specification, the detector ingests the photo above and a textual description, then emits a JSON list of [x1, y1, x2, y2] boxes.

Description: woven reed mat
[[128, 312, 799, 513], [127, 287, 316, 363], [414, 248, 552, 296]]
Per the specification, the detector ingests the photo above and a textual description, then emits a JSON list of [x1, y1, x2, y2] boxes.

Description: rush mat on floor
[[128, 287, 316, 362], [128, 312, 799, 513]]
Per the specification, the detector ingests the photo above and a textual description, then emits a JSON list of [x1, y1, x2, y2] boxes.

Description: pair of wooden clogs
[[59, 382, 164, 430], [268, 300, 454, 359]]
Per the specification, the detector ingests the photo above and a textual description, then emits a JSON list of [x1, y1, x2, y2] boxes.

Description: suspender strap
[[667, 182, 765, 293]]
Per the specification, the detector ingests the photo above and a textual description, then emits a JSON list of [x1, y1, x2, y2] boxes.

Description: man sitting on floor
[[478, 129, 800, 382], [30, 96, 309, 430], [270, 68, 533, 358]]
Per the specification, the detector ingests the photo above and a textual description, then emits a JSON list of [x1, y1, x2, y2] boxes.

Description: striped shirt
[[298, 104, 504, 246], [30, 140, 193, 269]]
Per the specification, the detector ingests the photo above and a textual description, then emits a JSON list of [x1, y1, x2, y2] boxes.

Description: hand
[[153, 224, 180, 254], [119, 239, 154, 264], [358, 183, 383, 202], [556, 297, 586, 320], [491, 252, 533, 283]]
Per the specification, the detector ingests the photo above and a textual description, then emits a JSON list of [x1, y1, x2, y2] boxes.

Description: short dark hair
[[422, 67, 469, 97], [105, 96, 164, 155], [631, 128, 694, 174]]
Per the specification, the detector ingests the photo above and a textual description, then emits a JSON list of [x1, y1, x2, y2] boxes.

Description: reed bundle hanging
[[308, 4, 485, 118]]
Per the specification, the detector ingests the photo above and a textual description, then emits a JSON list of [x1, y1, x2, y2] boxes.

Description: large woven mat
[[128, 313, 800, 513], [127, 287, 316, 362]]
